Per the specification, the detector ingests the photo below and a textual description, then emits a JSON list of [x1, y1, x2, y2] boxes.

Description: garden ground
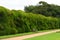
[[25, 31, 60, 40], [1, 29, 60, 40]]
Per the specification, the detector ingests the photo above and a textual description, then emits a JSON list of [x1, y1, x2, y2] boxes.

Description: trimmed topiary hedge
[[0, 6, 60, 36]]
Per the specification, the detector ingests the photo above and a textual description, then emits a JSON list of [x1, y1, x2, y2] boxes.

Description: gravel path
[[1, 29, 60, 40]]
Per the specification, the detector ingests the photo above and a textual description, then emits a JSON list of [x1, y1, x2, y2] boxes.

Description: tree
[[24, 5, 35, 13], [39, 1, 48, 5], [24, 1, 60, 17]]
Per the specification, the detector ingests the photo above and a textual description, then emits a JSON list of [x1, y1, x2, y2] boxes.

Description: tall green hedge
[[0, 6, 60, 36]]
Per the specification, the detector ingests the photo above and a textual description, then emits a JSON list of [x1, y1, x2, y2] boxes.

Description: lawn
[[25, 32, 60, 40]]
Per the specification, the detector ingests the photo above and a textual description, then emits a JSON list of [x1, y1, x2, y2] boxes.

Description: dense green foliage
[[24, 1, 60, 17], [0, 6, 60, 36]]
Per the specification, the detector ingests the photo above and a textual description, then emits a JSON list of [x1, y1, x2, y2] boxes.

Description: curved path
[[1, 29, 60, 40]]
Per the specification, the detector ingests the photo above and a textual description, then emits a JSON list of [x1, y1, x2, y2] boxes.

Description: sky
[[0, 0, 60, 10]]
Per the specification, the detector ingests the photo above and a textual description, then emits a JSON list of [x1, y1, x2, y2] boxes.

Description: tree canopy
[[24, 1, 60, 17]]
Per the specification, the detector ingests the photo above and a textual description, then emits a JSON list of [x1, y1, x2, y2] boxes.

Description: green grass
[[0, 30, 51, 39], [25, 32, 60, 40]]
